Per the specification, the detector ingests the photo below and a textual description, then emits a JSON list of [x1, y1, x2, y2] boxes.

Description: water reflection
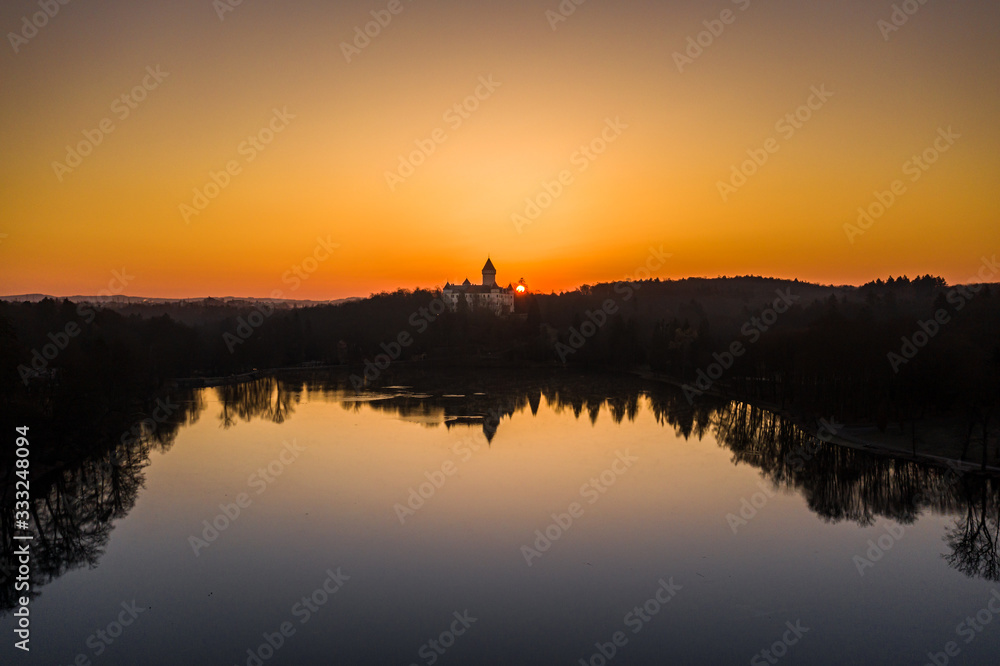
[[714, 399, 999, 581], [945, 481, 1000, 581], [2, 370, 997, 618], [216, 375, 298, 427], [0, 388, 202, 615]]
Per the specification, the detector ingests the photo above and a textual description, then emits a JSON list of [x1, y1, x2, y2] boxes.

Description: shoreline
[[169, 362, 999, 475], [632, 368, 1000, 475]]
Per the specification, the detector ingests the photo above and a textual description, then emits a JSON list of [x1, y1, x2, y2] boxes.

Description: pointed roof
[[482, 257, 496, 272], [462, 278, 471, 287]]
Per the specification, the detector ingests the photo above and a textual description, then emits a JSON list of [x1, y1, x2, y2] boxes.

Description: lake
[[2, 370, 998, 665]]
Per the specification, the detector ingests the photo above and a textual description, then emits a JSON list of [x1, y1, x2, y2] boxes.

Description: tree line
[[1, 274, 997, 443]]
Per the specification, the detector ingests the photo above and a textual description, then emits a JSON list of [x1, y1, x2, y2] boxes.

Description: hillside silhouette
[[2, 274, 997, 461]]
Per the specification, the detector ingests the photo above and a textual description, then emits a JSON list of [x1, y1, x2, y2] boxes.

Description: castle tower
[[482, 257, 496, 286]]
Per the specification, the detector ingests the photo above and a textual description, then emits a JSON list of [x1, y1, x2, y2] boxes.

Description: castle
[[442, 258, 515, 314]]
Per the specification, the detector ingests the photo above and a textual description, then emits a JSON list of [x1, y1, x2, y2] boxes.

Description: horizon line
[[4, 272, 996, 304]]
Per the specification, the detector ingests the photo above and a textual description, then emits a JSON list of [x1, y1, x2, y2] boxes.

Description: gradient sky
[[2, 0, 998, 299]]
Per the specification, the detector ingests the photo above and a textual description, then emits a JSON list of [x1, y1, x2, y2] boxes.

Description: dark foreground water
[[2, 372, 998, 665]]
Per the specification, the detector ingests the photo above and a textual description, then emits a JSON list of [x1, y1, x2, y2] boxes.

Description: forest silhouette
[[2, 274, 997, 451]]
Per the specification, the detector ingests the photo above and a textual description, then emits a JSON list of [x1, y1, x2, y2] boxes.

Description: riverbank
[[631, 368, 1000, 475], [170, 361, 999, 475]]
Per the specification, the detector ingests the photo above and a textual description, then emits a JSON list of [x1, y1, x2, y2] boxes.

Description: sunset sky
[[2, 0, 998, 299]]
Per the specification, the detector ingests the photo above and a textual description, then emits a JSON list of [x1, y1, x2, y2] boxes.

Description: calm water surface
[[2, 372, 998, 665]]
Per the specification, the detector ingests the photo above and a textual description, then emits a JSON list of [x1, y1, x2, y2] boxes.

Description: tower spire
[[482, 257, 497, 286]]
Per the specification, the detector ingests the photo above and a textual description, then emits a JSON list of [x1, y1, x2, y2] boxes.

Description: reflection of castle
[[442, 258, 515, 314]]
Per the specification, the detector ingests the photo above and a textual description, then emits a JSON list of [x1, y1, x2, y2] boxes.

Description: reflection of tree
[[3, 367, 999, 617], [945, 478, 1000, 581], [216, 376, 298, 427], [330, 369, 999, 580], [0, 388, 199, 616], [647, 386, 722, 441], [339, 368, 999, 583], [709, 399, 1000, 579]]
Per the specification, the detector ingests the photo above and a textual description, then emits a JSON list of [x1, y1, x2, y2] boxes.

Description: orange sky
[[1, 0, 998, 299]]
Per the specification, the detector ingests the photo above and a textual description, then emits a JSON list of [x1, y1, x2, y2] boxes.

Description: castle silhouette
[[442, 258, 515, 314]]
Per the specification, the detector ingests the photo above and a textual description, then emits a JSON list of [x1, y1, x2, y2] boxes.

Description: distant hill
[[0, 294, 362, 326], [0, 294, 359, 306]]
